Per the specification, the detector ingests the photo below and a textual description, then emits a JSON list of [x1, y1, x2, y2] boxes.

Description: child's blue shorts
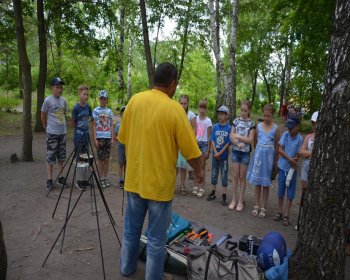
[[277, 168, 297, 200]]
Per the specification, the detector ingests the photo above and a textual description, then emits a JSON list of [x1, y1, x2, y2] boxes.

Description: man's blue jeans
[[120, 192, 172, 280]]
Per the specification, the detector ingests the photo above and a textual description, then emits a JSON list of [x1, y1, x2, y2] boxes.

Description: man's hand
[[94, 139, 99, 148], [194, 169, 204, 185]]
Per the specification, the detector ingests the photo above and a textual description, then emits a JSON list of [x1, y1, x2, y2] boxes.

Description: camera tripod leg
[[91, 170, 121, 246], [91, 177, 107, 280], [46, 146, 76, 198], [42, 188, 86, 268]]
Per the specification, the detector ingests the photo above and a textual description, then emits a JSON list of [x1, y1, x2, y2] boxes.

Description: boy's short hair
[[198, 98, 208, 109], [78, 84, 89, 92]]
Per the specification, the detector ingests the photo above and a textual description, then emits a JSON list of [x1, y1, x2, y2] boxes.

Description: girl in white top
[[176, 95, 196, 195], [193, 98, 212, 198]]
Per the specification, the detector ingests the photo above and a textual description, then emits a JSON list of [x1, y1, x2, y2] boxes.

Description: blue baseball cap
[[217, 105, 229, 114], [99, 90, 108, 98], [285, 117, 300, 129], [50, 77, 65, 86]]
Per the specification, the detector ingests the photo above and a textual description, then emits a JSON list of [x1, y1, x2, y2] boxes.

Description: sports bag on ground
[[187, 240, 262, 280]]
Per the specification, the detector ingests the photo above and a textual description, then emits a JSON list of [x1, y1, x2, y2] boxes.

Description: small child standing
[[41, 77, 68, 190], [71, 84, 92, 190], [93, 90, 114, 188], [206, 106, 231, 205], [247, 104, 279, 218], [273, 117, 303, 226], [193, 98, 212, 198], [115, 106, 126, 189], [229, 100, 255, 211]]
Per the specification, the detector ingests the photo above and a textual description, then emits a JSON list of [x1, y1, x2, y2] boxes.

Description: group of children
[[176, 95, 318, 227], [41, 77, 126, 191], [42, 76, 319, 227]]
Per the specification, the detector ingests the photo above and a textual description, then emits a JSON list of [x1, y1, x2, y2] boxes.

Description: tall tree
[[117, 1, 126, 100], [291, 1, 350, 278], [139, 0, 154, 88], [13, 0, 33, 161], [34, 0, 47, 132], [224, 0, 239, 122]]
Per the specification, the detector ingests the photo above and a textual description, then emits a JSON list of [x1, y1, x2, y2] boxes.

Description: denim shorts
[[46, 133, 66, 164], [231, 150, 250, 166], [211, 157, 228, 186], [301, 159, 310, 182], [277, 168, 297, 200], [197, 141, 208, 155], [118, 142, 126, 165]]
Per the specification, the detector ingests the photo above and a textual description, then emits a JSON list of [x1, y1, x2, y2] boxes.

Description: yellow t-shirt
[[118, 89, 201, 201]]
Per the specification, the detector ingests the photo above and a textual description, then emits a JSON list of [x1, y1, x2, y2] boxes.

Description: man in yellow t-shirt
[[118, 62, 203, 280]]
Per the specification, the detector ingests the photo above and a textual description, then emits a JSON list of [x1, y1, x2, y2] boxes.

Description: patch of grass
[[0, 94, 20, 112], [0, 111, 22, 136]]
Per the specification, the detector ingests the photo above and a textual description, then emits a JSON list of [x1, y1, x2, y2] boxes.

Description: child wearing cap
[[273, 117, 303, 226], [193, 98, 212, 198], [229, 100, 255, 211], [92, 90, 114, 188], [41, 77, 68, 190], [206, 105, 231, 205], [114, 106, 126, 189]]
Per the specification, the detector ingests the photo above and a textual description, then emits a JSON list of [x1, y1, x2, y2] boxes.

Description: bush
[[0, 92, 20, 111]]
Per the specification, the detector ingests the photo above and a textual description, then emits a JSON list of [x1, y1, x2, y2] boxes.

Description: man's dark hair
[[153, 62, 178, 87]]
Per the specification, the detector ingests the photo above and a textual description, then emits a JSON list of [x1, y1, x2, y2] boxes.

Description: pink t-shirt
[[196, 116, 212, 142]]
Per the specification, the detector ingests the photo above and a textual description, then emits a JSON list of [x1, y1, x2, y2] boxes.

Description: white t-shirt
[[187, 110, 196, 122], [196, 116, 212, 142]]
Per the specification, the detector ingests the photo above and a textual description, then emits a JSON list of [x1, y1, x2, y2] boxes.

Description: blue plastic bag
[[166, 212, 192, 242], [264, 250, 292, 280]]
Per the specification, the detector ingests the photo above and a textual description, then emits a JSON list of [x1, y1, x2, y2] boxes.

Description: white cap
[[311, 111, 319, 122]]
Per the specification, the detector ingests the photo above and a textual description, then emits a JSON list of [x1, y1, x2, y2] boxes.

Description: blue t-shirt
[[72, 103, 92, 143], [278, 131, 303, 171], [114, 122, 125, 147], [210, 122, 231, 160], [93, 106, 113, 139]]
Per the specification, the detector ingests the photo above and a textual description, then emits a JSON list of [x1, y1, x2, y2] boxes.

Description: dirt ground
[[0, 130, 349, 280]]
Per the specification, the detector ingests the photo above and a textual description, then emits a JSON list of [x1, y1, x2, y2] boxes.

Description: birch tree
[[290, 1, 350, 278]]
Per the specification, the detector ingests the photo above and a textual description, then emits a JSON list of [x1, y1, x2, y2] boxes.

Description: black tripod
[[42, 136, 121, 280]]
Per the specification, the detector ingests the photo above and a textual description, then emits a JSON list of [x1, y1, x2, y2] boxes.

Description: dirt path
[[0, 132, 349, 280]]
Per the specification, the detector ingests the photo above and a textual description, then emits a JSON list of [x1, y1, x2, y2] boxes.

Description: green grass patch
[[0, 111, 22, 136], [0, 94, 20, 111]]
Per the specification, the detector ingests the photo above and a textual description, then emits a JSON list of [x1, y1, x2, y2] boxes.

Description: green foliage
[[0, 91, 20, 111]]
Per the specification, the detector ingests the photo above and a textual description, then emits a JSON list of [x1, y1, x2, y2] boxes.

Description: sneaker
[[46, 179, 53, 190], [221, 195, 228, 206], [76, 181, 85, 191], [105, 178, 111, 188], [57, 177, 69, 188], [119, 179, 124, 189], [100, 179, 106, 188], [206, 192, 216, 201], [188, 171, 194, 180]]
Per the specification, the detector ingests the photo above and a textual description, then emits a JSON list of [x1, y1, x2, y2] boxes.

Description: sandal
[[229, 201, 236, 210], [105, 179, 111, 188], [192, 187, 198, 196], [273, 213, 283, 221], [252, 205, 259, 217], [258, 208, 266, 218], [283, 216, 290, 226], [197, 188, 205, 198], [180, 185, 187, 196], [100, 179, 106, 188], [236, 202, 244, 212]]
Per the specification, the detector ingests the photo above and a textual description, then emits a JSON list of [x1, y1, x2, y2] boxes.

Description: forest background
[[0, 0, 334, 125]]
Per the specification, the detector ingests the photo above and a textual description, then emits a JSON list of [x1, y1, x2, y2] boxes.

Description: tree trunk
[[290, 1, 350, 279], [117, 2, 126, 102], [278, 47, 291, 116], [0, 220, 7, 280], [139, 0, 154, 88], [35, 0, 47, 132], [251, 69, 258, 107], [209, 0, 228, 112], [178, 0, 192, 82], [153, 13, 162, 71], [126, 39, 134, 101], [262, 71, 272, 104], [13, 0, 33, 161], [224, 0, 238, 123]]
